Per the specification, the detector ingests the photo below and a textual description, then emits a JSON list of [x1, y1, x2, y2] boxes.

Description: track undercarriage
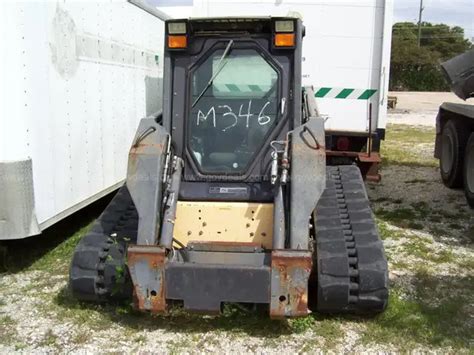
[[70, 165, 388, 315]]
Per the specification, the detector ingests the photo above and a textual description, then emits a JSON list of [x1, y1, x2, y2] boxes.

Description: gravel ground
[[1, 106, 473, 353], [388, 91, 474, 126]]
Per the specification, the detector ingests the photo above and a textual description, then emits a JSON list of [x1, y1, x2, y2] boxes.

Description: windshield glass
[[189, 48, 279, 174]]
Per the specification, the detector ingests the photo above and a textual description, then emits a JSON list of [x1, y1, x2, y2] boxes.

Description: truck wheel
[[440, 120, 469, 188], [463, 133, 474, 208]]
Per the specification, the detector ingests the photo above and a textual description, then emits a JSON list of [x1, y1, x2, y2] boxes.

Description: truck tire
[[463, 133, 474, 208], [440, 120, 470, 188]]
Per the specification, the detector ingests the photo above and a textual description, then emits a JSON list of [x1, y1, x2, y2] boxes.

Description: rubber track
[[311, 165, 388, 314], [69, 186, 138, 301]]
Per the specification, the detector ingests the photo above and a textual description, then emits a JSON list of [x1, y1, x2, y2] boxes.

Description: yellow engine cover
[[174, 201, 274, 249]]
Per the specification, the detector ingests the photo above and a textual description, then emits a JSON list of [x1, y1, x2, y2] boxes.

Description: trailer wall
[[0, 1, 165, 239]]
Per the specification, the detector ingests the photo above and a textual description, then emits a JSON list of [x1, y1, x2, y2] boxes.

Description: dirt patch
[[389, 91, 470, 112], [388, 91, 473, 127]]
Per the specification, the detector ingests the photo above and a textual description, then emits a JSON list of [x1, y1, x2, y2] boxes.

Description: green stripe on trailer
[[335, 88, 354, 99], [357, 89, 377, 100], [315, 87, 332, 98], [313, 87, 377, 100]]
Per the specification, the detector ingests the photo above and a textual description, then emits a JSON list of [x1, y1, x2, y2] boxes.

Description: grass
[[457, 257, 474, 270], [71, 331, 90, 346], [376, 220, 407, 241], [0, 315, 17, 346], [40, 270, 472, 351], [404, 178, 428, 184], [50, 286, 320, 338], [376, 207, 425, 230], [375, 200, 472, 243], [402, 238, 456, 264], [39, 329, 59, 348], [377, 219, 461, 271], [381, 124, 437, 167], [360, 286, 473, 349], [0, 193, 111, 274], [29, 223, 93, 274]]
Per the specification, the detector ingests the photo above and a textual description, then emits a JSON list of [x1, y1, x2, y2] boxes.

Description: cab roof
[[166, 17, 300, 35]]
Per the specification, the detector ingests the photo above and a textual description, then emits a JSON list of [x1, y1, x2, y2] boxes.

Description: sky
[[394, 0, 474, 40]]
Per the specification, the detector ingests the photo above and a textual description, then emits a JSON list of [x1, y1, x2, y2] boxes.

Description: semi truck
[[435, 49, 474, 207]]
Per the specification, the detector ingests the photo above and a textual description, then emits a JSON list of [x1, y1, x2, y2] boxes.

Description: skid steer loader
[[70, 17, 388, 317]]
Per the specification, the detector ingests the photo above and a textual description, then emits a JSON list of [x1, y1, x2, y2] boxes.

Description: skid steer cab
[[70, 17, 389, 318]]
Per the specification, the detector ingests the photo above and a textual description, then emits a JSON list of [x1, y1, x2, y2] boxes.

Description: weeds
[[29, 223, 92, 273], [360, 287, 472, 349]]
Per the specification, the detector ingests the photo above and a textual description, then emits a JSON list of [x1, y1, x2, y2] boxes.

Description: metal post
[[367, 102, 373, 157], [159, 156, 183, 249], [272, 185, 285, 249], [417, 0, 424, 47]]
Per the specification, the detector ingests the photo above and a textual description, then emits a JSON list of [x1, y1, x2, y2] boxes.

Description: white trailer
[[0, 1, 166, 240], [0, 0, 392, 239], [154, 0, 393, 179]]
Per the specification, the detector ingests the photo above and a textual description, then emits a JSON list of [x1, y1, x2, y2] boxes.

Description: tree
[[390, 22, 472, 91]]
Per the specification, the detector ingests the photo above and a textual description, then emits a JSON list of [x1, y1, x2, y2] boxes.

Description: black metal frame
[[184, 40, 286, 178], [162, 17, 304, 190]]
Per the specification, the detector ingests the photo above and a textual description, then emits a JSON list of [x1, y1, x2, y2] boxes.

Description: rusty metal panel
[[270, 250, 312, 318], [127, 245, 166, 313]]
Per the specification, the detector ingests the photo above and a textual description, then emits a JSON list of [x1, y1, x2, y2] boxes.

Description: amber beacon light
[[273, 20, 296, 48], [168, 35, 187, 49], [275, 33, 295, 47], [167, 21, 188, 49]]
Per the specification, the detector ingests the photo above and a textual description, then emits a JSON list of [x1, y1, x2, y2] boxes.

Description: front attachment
[[127, 242, 313, 317]]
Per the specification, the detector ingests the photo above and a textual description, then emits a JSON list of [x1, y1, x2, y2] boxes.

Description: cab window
[[189, 48, 279, 174]]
